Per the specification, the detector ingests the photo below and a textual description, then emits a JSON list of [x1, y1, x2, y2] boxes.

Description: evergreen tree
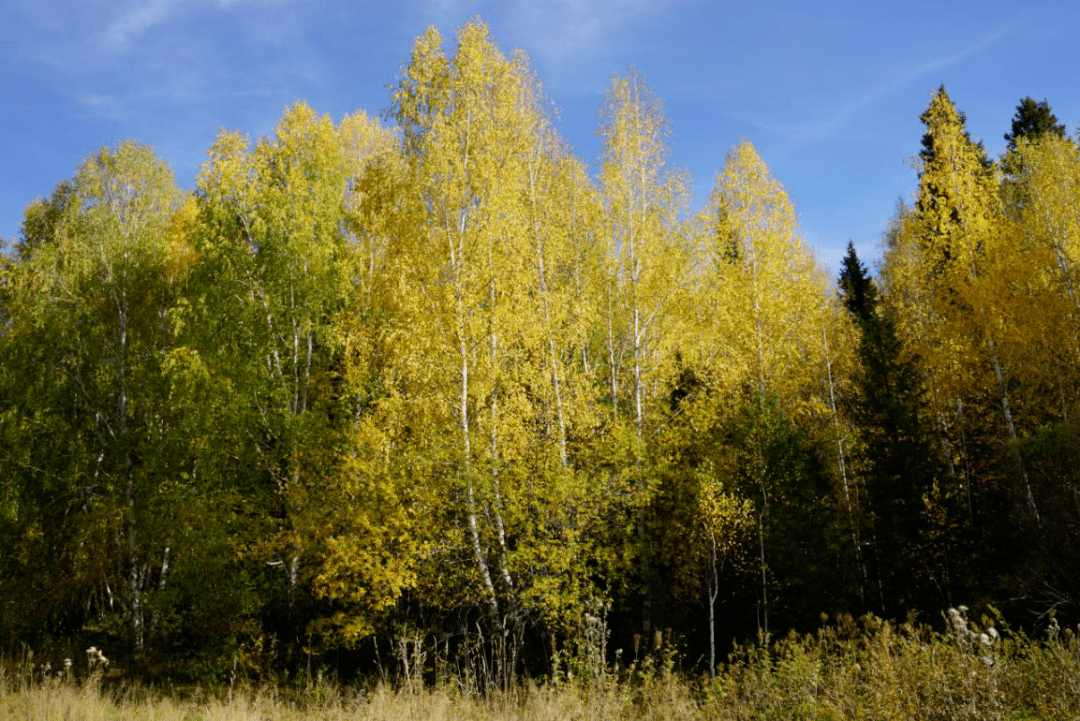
[[839, 243, 953, 615], [915, 86, 999, 274], [1002, 96, 1068, 191], [1004, 97, 1066, 152]]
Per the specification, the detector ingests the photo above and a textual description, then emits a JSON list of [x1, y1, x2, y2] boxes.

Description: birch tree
[[2, 141, 185, 650], [903, 87, 1038, 523], [704, 140, 830, 413], [193, 103, 357, 610], [599, 70, 692, 443], [701, 140, 838, 634]]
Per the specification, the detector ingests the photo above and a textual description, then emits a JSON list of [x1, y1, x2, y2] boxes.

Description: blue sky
[[3, 0, 1078, 275]]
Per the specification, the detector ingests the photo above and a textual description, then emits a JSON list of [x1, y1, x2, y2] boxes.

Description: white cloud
[[103, 0, 297, 50], [409, 0, 672, 75], [505, 0, 662, 65], [87, 0, 316, 100], [104, 0, 177, 48]]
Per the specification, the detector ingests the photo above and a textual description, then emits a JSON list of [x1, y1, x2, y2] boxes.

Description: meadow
[[5, 610, 1078, 721]]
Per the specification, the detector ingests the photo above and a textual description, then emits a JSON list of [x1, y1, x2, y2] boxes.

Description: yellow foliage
[[702, 139, 836, 419]]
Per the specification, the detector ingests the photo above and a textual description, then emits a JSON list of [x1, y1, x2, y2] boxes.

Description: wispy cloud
[[506, 0, 656, 56], [104, 0, 178, 49], [837, 22, 1016, 125], [103, 0, 297, 51], [411, 0, 675, 79], [743, 20, 1016, 145]]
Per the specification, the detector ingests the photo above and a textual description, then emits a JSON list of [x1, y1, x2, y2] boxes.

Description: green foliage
[[1001, 96, 1068, 197], [1004, 97, 1066, 153], [839, 243, 958, 615], [0, 140, 189, 657]]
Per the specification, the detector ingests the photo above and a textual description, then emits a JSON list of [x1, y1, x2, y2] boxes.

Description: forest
[[2, 20, 1080, 697]]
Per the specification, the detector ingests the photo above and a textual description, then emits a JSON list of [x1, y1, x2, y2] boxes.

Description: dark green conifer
[[839, 242, 951, 615]]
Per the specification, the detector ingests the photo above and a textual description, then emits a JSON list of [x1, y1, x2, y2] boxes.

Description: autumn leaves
[[0, 19, 872, 675]]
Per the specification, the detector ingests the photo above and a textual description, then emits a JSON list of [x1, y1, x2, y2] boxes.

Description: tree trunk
[[449, 222, 499, 618], [707, 527, 719, 679], [987, 334, 1039, 523], [822, 323, 867, 605]]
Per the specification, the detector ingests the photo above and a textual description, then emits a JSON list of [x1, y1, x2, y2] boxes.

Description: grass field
[[4, 610, 1078, 720]]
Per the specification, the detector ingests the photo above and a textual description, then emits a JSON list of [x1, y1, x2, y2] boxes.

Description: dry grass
[[4, 611, 1079, 720], [0, 677, 698, 721]]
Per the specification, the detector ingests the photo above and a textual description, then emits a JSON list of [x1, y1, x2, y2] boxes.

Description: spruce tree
[[839, 242, 947, 615], [1002, 96, 1069, 204], [1004, 97, 1066, 153]]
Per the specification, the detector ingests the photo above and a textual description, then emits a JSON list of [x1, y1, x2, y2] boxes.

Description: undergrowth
[[3, 609, 1078, 720]]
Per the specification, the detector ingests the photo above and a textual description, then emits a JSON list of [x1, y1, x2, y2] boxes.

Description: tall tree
[[597, 70, 694, 642], [920, 87, 1037, 522], [1, 141, 186, 652], [192, 103, 360, 629], [839, 243, 952, 613], [1000, 131, 1080, 613], [389, 22, 529, 630], [296, 109, 425, 645], [697, 140, 839, 636], [598, 70, 692, 442], [388, 23, 625, 682], [702, 140, 830, 414]]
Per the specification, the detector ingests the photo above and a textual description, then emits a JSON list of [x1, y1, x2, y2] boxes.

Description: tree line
[[1, 21, 1078, 684]]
